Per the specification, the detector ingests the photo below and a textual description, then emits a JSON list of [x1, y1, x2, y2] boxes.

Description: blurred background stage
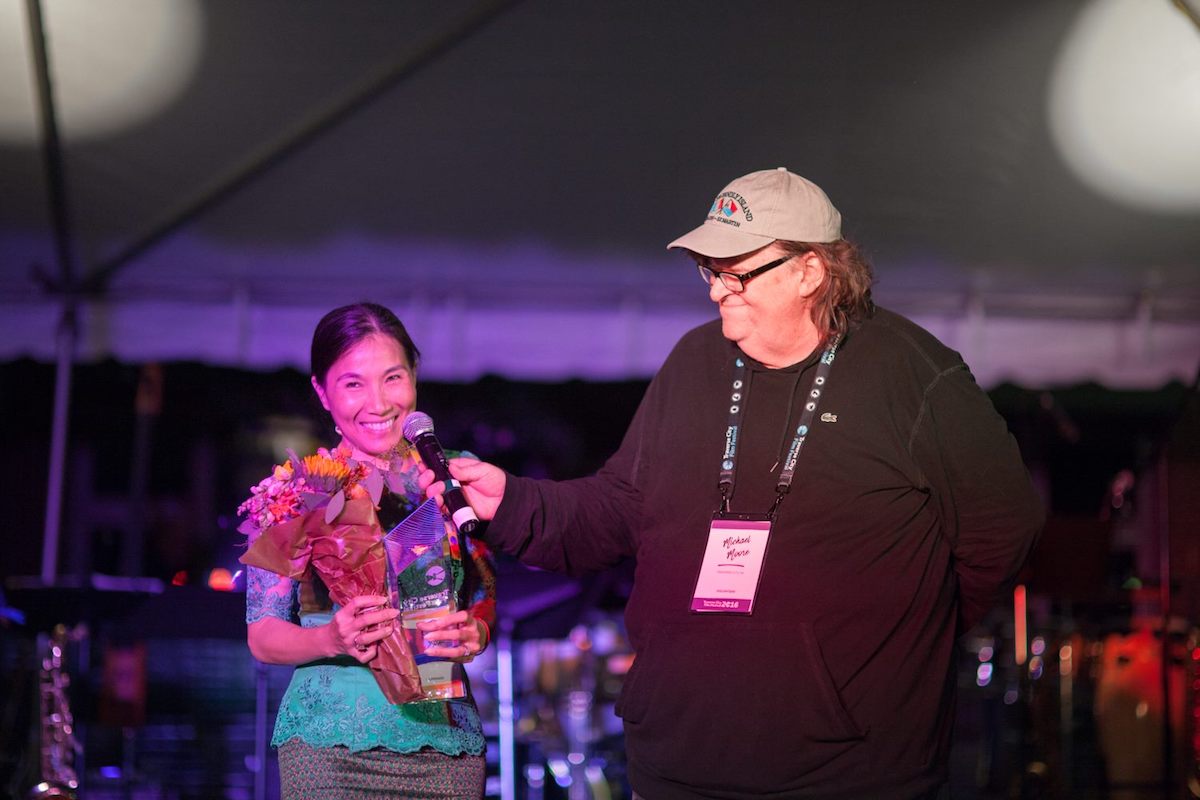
[[2, 1, 1200, 798], [1, 365, 1198, 799]]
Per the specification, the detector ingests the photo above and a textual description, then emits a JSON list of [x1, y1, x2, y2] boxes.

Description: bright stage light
[[0, 0, 203, 143], [1048, 0, 1200, 212]]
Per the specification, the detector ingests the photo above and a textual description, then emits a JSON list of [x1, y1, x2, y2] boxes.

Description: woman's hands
[[418, 610, 490, 662], [249, 596, 486, 668], [328, 594, 399, 664], [327, 598, 489, 665]]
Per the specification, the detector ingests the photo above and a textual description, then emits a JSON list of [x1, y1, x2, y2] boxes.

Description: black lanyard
[[717, 334, 841, 516]]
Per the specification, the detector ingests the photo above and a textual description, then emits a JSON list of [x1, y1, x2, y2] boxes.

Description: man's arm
[[427, 387, 653, 576], [912, 364, 1045, 633]]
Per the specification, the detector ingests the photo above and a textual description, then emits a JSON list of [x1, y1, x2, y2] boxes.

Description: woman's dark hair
[[310, 302, 421, 385]]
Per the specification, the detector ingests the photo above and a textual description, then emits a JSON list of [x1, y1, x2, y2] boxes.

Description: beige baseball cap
[[667, 167, 842, 258]]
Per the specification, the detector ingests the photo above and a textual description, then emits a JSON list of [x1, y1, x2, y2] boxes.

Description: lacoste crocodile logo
[[820, 412, 838, 423]]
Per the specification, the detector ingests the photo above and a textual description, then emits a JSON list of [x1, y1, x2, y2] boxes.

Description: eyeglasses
[[696, 255, 794, 293]]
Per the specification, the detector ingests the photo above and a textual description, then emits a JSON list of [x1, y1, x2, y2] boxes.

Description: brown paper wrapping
[[240, 497, 423, 704]]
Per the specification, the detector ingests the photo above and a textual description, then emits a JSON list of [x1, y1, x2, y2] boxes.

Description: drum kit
[[500, 602, 1200, 798], [487, 604, 1200, 799], [8, 569, 1197, 798], [982, 619, 1200, 797]]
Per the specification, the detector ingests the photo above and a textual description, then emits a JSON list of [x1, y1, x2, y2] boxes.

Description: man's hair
[[779, 239, 875, 344]]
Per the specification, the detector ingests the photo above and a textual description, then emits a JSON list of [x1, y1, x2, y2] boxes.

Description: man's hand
[[418, 456, 506, 521]]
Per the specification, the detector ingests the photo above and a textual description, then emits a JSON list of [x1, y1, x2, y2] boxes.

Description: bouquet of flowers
[[237, 444, 424, 704]]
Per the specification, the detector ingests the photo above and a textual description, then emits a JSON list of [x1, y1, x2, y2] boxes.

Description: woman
[[243, 302, 495, 799]]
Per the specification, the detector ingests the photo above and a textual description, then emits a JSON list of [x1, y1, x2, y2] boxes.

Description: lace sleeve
[[246, 565, 298, 624], [463, 536, 497, 631]]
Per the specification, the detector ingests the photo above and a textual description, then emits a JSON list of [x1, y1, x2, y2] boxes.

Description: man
[[423, 168, 1043, 799]]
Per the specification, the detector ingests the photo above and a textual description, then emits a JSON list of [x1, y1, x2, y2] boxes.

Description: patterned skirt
[[277, 740, 485, 800]]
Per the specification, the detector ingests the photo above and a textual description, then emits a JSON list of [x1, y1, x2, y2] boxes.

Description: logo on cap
[[707, 191, 753, 226], [711, 197, 739, 217]]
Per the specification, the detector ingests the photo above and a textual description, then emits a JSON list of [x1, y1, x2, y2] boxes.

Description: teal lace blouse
[[245, 459, 491, 756]]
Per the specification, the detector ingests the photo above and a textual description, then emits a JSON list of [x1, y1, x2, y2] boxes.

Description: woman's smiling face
[[311, 332, 416, 457]]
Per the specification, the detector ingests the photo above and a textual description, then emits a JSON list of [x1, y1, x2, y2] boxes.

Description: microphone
[[401, 411, 480, 535]]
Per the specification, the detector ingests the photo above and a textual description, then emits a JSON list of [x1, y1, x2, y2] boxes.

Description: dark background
[[3, 1, 1199, 796]]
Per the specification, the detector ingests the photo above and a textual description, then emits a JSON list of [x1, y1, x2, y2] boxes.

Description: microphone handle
[[413, 433, 480, 535]]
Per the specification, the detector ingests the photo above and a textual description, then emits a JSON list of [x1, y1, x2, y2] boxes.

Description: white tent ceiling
[[1, 0, 1197, 387]]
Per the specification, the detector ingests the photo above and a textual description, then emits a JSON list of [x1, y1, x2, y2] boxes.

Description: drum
[[1093, 627, 1189, 794]]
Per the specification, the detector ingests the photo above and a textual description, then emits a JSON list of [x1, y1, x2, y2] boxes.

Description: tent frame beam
[[82, 0, 523, 293], [26, 0, 79, 584]]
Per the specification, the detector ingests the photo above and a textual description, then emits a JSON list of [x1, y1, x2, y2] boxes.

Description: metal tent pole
[[41, 306, 76, 583], [497, 619, 517, 800], [25, 0, 81, 585], [83, 0, 524, 293]]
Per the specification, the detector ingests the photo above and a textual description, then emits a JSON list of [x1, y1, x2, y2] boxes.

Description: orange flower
[[302, 453, 351, 482], [239, 445, 376, 536], [268, 497, 299, 519]]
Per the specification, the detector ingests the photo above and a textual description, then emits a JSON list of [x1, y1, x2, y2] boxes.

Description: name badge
[[690, 513, 772, 614]]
